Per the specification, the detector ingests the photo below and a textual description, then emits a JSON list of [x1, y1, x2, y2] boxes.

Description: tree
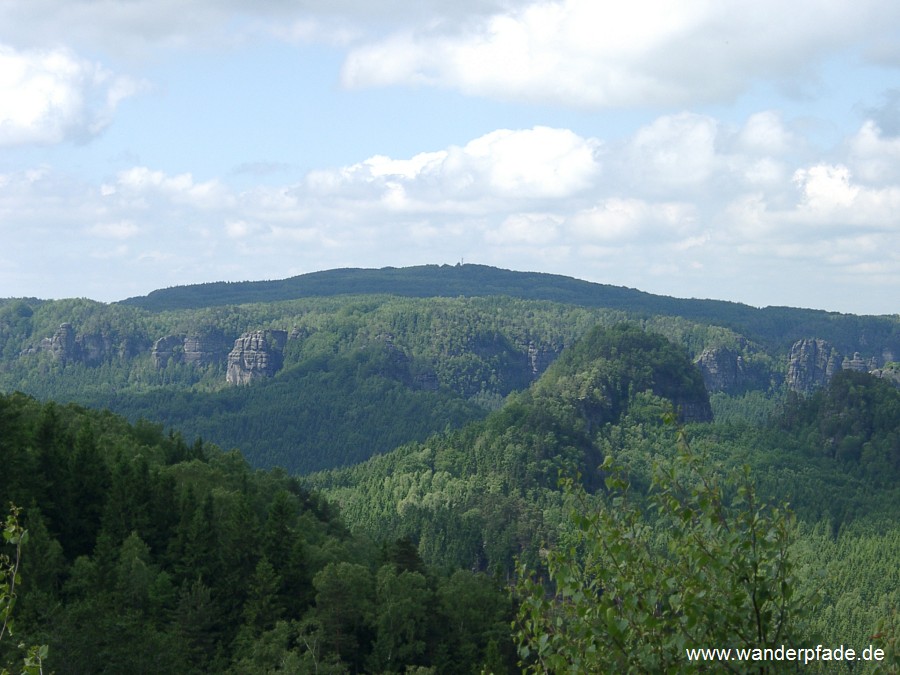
[[514, 423, 819, 674], [1, 505, 47, 675], [370, 564, 431, 672], [312, 562, 374, 670]]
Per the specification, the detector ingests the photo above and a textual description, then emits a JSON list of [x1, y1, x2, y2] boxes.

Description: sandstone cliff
[[42, 323, 77, 364], [695, 346, 747, 393], [29, 323, 142, 366], [226, 330, 288, 385], [524, 340, 562, 378], [151, 332, 230, 369], [870, 363, 900, 387], [151, 335, 184, 369], [787, 338, 843, 394]]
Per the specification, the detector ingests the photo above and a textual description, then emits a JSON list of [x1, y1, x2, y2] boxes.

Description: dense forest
[[2, 266, 897, 474], [0, 393, 516, 674], [1, 265, 899, 673], [310, 328, 899, 666]]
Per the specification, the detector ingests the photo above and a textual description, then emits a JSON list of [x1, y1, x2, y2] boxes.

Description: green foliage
[[514, 431, 819, 673], [0, 393, 518, 673], [1, 505, 47, 675], [370, 565, 430, 672], [778, 370, 900, 482], [314, 324, 714, 575], [2, 271, 899, 672], [5, 267, 900, 476]]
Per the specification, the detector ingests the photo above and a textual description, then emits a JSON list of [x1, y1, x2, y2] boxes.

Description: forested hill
[[118, 264, 679, 311], [0, 392, 518, 673], [119, 264, 898, 352]]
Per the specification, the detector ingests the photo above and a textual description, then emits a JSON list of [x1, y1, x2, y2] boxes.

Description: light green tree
[[1, 505, 47, 675], [514, 425, 819, 674], [370, 565, 430, 672]]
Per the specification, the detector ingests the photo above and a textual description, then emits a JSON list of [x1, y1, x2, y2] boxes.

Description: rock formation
[[695, 346, 745, 393], [183, 332, 229, 367], [42, 323, 77, 364], [33, 323, 122, 366], [870, 363, 900, 387], [226, 330, 288, 385], [525, 340, 561, 378], [787, 339, 843, 394], [841, 352, 872, 373], [151, 335, 184, 369], [152, 332, 229, 369]]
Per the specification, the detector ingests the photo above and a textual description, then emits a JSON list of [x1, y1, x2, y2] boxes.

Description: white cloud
[[0, 43, 140, 146], [3, 114, 900, 312], [224, 219, 259, 239], [0, 0, 511, 60], [304, 126, 600, 211], [340, 0, 900, 108], [3, 0, 895, 113], [734, 111, 799, 156], [847, 120, 900, 185], [794, 164, 859, 211], [619, 113, 719, 194], [568, 199, 695, 243], [484, 213, 562, 245], [113, 167, 232, 209]]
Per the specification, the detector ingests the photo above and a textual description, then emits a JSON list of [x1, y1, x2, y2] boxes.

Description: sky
[[2, 1, 900, 314]]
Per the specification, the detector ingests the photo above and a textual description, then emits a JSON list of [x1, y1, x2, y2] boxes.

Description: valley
[[0, 264, 898, 673]]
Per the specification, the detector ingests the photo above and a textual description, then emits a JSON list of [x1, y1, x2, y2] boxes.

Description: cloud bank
[[3, 0, 900, 112], [0, 44, 141, 146], [2, 115, 899, 312]]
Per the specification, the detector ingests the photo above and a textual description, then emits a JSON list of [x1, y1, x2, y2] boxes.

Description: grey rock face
[[226, 330, 287, 385], [152, 332, 229, 369], [787, 339, 843, 394], [695, 346, 745, 393], [841, 352, 872, 373], [32, 324, 124, 366], [152, 335, 184, 369], [42, 323, 77, 364], [525, 341, 561, 378], [78, 333, 112, 366], [183, 332, 229, 367], [870, 364, 900, 387]]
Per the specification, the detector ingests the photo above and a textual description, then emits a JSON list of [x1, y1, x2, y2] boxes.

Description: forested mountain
[[310, 325, 900, 671], [2, 266, 899, 473], [0, 393, 516, 673], [1, 266, 899, 672], [119, 263, 900, 355], [310, 324, 714, 573]]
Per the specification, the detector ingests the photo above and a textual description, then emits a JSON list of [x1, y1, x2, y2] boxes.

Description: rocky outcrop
[[226, 330, 288, 385], [183, 332, 230, 367], [373, 333, 415, 381], [695, 346, 746, 393], [787, 339, 843, 394], [842, 352, 874, 373], [78, 333, 114, 366], [30, 323, 128, 366], [525, 341, 561, 378], [118, 335, 144, 360], [151, 335, 184, 369], [41, 323, 77, 364], [694, 340, 775, 395], [870, 363, 900, 387], [152, 332, 230, 369]]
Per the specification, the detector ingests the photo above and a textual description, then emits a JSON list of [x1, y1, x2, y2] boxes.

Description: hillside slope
[[119, 263, 900, 354], [310, 324, 713, 573]]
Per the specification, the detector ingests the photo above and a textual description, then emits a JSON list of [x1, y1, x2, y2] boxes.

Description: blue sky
[[2, 1, 900, 314]]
